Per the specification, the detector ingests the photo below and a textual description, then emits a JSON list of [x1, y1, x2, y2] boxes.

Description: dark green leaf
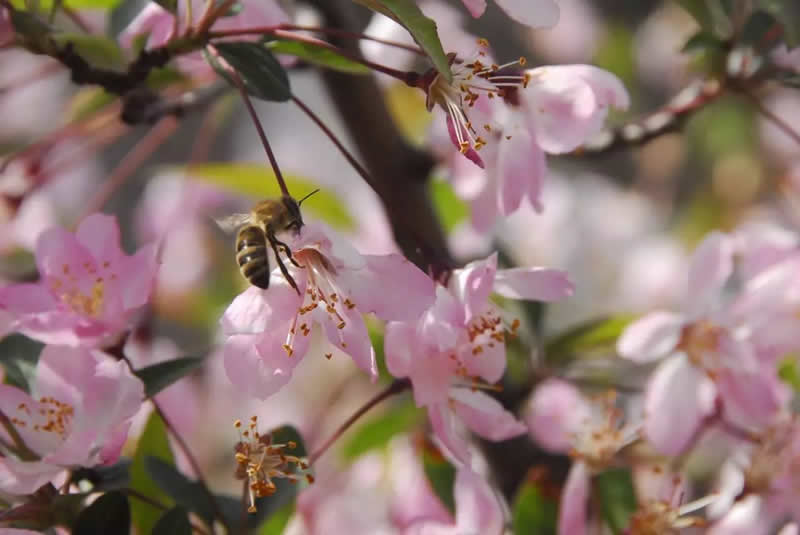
[[185, 163, 354, 229], [134, 357, 204, 398], [108, 0, 151, 37], [130, 412, 175, 535], [0, 334, 42, 392], [259, 503, 294, 535], [544, 315, 635, 364], [354, 0, 451, 82], [512, 478, 557, 535], [676, 0, 732, 37], [145, 456, 216, 525], [153, 0, 176, 13], [776, 70, 800, 89], [153, 507, 192, 535], [682, 30, 726, 54], [266, 40, 369, 74], [71, 460, 132, 491], [73, 491, 130, 535], [208, 42, 291, 101], [270, 424, 309, 457], [421, 438, 456, 514], [594, 468, 637, 535], [739, 9, 783, 52], [342, 401, 424, 460], [759, 0, 800, 46]]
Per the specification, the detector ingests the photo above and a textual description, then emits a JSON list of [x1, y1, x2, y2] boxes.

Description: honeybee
[[216, 191, 318, 295]]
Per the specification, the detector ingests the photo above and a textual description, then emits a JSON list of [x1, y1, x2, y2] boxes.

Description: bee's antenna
[[298, 189, 321, 206]]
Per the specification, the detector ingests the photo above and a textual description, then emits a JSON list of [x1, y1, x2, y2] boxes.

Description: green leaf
[[759, 0, 800, 46], [67, 87, 117, 123], [52, 33, 124, 69], [544, 315, 635, 364], [421, 438, 456, 514], [134, 357, 204, 398], [186, 163, 355, 229], [108, 0, 150, 37], [0, 334, 42, 392], [259, 503, 294, 535], [71, 460, 132, 491], [429, 178, 469, 233], [594, 468, 637, 535], [266, 40, 369, 74], [130, 412, 175, 535], [208, 42, 291, 101], [342, 401, 424, 460], [778, 354, 800, 392], [676, 0, 732, 37], [145, 456, 216, 525], [739, 9, 783, 52], [512, 478, 557, 535], [682, 30, 727, 54], [73, 491, 131, 535], [270, 424, 309, 457], [354, 0, 451, 83], [153, 507, 192, 535]]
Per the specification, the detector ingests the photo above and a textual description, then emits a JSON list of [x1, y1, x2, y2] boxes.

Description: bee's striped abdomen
[[235, 225, 270, 289]]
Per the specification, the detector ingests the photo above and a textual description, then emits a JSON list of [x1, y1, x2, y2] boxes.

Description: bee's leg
[[267, 232, 301, 295], [272, 237, 302, 268]]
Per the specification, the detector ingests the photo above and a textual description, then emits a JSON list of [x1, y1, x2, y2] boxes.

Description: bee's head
[[283, 189, 320, 234]]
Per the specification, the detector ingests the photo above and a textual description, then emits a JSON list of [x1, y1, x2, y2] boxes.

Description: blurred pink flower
[[221, 222, 435, 399], [459, 0, 559, 28], [118, 2, 175, 50], [617, 231, 788, 455], [406, 468, 503, 535], [525, 378, 588, 452], [0, 214, 158, 348], [385, 253, 572, 461], [0, 346, 144, 494]]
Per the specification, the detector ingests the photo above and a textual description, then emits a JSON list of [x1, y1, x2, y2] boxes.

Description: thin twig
[[308, 379, 409, 465], [742, 88, 800, 147], [291, 94, 375, 187], [207, 44, 290, 196], [79, 116, 178, 222]]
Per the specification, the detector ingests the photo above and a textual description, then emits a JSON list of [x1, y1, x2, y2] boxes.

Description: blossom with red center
[[220, 222, 435, 400], [617, 231, 790, 455], [0, 213, 158, 348], [385, 253, 573, 462], [0, 345, 144, 495]]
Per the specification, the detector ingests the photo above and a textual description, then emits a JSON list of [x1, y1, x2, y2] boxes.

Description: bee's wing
[[214, 213, 252, 233]]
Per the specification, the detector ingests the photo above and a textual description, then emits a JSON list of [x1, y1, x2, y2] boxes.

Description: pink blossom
[[0, 214, 158, 348], [616, 231, 788, 455], [406, 468, 503, 535], [459, 0, 559, 28], [221, 222, 435, 400], [525, 378, 589, 452], [385, 253, 573, 461], [0, 346, 144, 495]]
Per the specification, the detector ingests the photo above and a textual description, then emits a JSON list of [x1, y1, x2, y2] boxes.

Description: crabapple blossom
[[616, 231, 789, 455], [406, 467, 503, 535], [0, 345, 144, 495], [221, 222, 435, 400], [459, 0, 560, 29], [385, 253, 573, 461], [0, 213, 158, 348]]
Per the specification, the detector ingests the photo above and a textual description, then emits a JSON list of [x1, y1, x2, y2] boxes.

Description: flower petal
[[75, 213, 124, 266], [644, 354, 716, 455], [558, 461, 590, 535], [451, 254, 497, 320], [616, 311, 684, 362], [450, 389, 527, 441], [119, 243, 158, 311], [494, 0, 560, 28], [460, 0, 487, 18], [223, 329, 306, 400], [686, 231, 734, 317], [221, 276, 303, 335], [493, 267, 574, 302], [317, 303, 377, 381], [525, 379, 588, 453], [429, 402, 471, 464], [452, 468, 504, 533]]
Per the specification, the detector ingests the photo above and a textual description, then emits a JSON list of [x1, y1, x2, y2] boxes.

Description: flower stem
[[743, 88, 800, 146], [207, 44, 291, 197], [291, 94, 375, 188], [308, 379, 410, 465]]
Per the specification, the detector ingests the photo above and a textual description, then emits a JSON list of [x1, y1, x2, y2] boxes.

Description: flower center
[[233, 416, 313, 513], [10, 396, 75, 441], [569, 392, 639, 469], [679, 320, 723, 371], [48, 260, 118, 318]]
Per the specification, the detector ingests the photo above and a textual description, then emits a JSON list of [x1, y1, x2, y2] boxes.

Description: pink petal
[[409, 353, 455, 407], [458, 319, 506, 384], [446, 116, 485, 168], [75, 213, 124, 266], [451, 254, 497, 320], [495, 0, 560, 28], [644, 355, 716, 456], [493, 267, 575, 302], [35, 226, 95, 282], [223, 330, 305, 400], [453, 469, 504, 533], [211, 0, 289, 35], [616, 311, 684, 363], [419, 286, 465, 352], [343, 254, 435, 322], [384, 321, 416, 379], [0, 385, 60, 457], [429, 403, 471, 464], [0, 456, 63, 495], [119, 243, 158, 311], [716, 369, 786, 430], [707, 495, 769, 535], [0, 283, 58, 315], [118, 2, 175, 50], [496, 126, 535, 216], [525, 379, 588, 453], [450, 389, 527, 441], [317, 302, 377, 381], [460, 0, 487, 18], [221, 277, 303, 335], [686, 231, 734, 317], [558, 461, 590, 535]]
